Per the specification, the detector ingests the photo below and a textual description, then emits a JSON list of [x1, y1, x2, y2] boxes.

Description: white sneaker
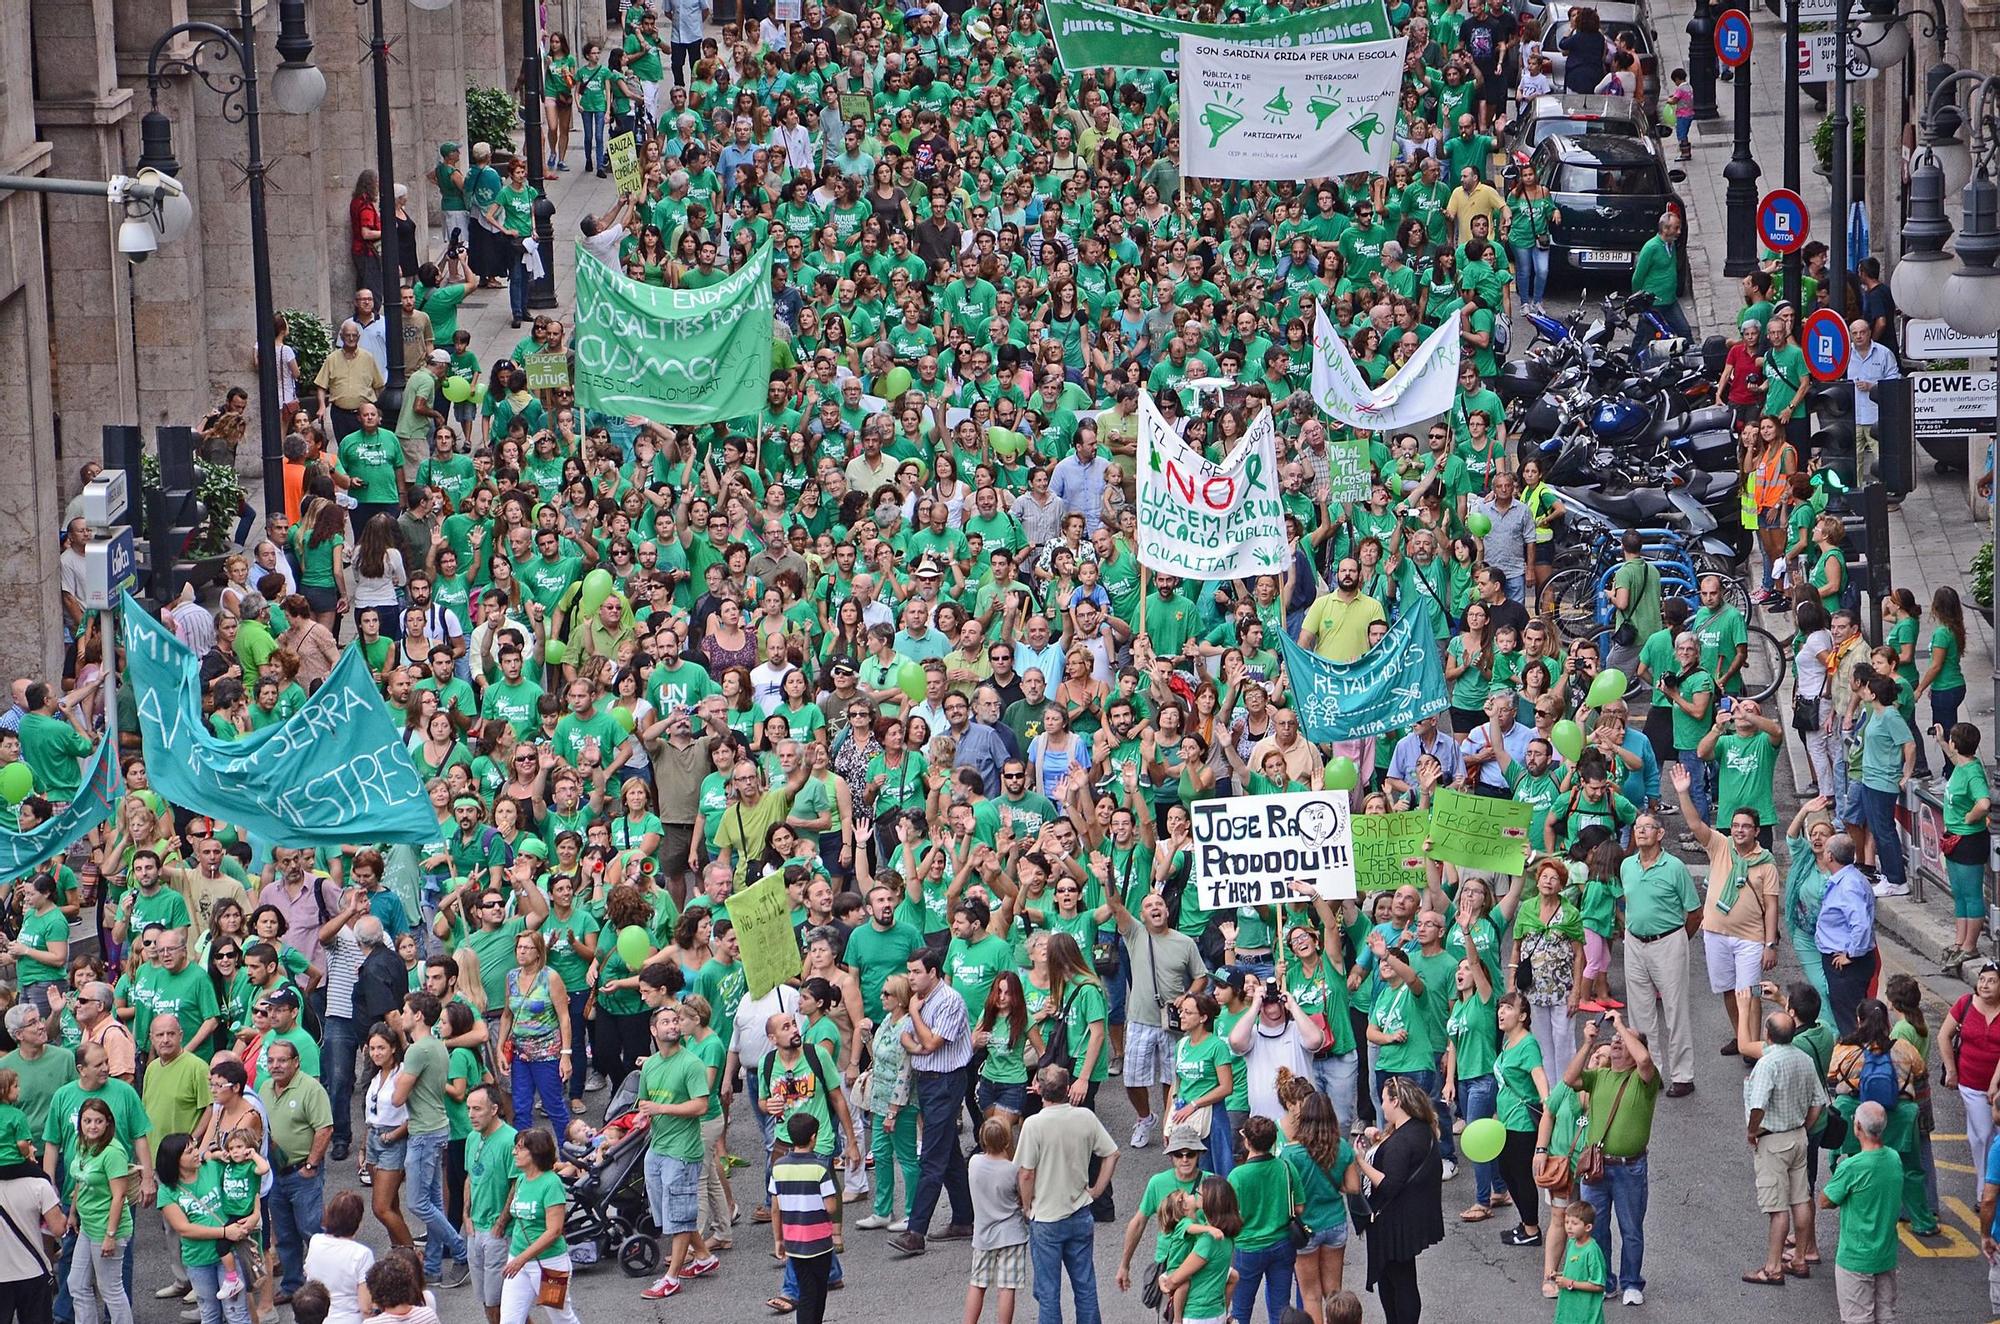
[[1129, 1115, 1157, 1149], [216, 1274, 242, 1301], [888, 1218, 909, 1232], [1622, 1288, 1644, 1306], [855, 1214, 891, 1230], [1441, 1159, 1459, 1180], [1871, 879, 1911, 898]]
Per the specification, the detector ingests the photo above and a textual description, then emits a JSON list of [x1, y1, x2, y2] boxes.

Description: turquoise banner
[[123, 595, 439, 847], [1279, 611, 1448, 741], [0, 739, 121, 884]]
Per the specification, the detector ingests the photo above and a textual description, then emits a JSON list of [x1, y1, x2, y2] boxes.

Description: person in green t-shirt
[[1820, 1102, 1906, 1287], [636, 1004, 718, 1287], [156, 1135, 255, 1305], [496, 1129, 581, 1320], [1553, 1204, 1609, 1323], [1938, 723, 1992, 961]]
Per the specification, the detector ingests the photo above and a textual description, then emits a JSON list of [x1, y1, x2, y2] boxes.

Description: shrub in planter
[[467, 86, 520, 155], [278, 308, 332, 389]]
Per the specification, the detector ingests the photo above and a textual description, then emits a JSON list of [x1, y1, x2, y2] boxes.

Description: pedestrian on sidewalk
[[1856, 677, 1915, 898], [1815, 837, 1880, 1036]]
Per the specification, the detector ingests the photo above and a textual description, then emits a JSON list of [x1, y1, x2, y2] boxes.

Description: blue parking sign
[[1758, 188, 1810, 255]]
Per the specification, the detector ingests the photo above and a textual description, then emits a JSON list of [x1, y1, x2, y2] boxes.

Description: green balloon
[[441, 375, 472, 403], [1461, 1117, 1506, 1164], [611, 706, 636, 734], [0, 763, 31, 805], [1550, 718, 1585, 764], [1466, 511, 1493, 537], [880, 366, 914, 400], [1585, 668, 1629, 709], [990, 428, 1027, 459], [580, 568, 616, 616], [1325, 756, 1359, 791], [616, 924, 650, 971], [543, 639, 568, 665], [897, 660, 927, 703]]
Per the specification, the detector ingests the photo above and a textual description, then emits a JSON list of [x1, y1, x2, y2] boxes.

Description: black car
[[1532, 135, 1686, 280]]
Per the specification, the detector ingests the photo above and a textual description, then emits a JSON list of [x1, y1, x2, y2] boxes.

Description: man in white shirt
[[579, 195, 638, 269]]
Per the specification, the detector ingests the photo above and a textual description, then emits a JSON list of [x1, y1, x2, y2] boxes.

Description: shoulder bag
[[1574, 1072, 1634, 1186]]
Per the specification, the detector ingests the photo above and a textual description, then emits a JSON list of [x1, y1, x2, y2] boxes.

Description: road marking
[[1941, 1158, 1977, 1174]]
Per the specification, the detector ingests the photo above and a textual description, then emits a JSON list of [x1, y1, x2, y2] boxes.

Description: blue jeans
[[1028, 1208, 1100, 1324], [269, 1168, 325, 1294], [1456, 1073, 1502, 1204], [512, 1054, 569, 1137], [322, 1014, 359, 1145], [1677, 750, 1712, 825], [582, 109, 607, 171], [508, 256, 530, 321], [1511, 244, 1550, 305], [1205, 1108, 1236, 1178], [907, 1067, 972, 1236], [1230, 1240, 1298, 1324], [1311, 1051, 1361, 1136], [1581, 1155, 1649, 1293], [1859, 784, 1905, 888], [51, 1224, 132, 1324], [407, 1128, 467, 1276], [565, 989, 591, 1099], [188, 1260, 249, 1324]]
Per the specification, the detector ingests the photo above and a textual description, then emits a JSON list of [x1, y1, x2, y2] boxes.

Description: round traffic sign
[[1801, 308, 1851, 381], [1758, 188, 1810, 255], [1714, 9, 1754, 67]]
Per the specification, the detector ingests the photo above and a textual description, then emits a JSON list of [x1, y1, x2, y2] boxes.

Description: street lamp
[[1898, 71, 2000, 804], [520, 0, 557, 310], [140, 0, 324, 523]]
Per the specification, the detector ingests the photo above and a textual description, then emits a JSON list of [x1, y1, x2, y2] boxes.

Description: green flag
[[572, 239, 775, 426], [1043, 0, 1391, 70]]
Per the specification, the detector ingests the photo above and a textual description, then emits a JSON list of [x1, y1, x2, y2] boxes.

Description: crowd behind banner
[[3, 0, 1996, 1321]]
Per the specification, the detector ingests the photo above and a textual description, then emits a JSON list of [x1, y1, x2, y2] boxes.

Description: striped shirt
[[769, 1151, 836, 1258], [908, 983, 973, 1073]]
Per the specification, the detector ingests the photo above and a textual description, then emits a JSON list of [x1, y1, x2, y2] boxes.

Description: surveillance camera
[[118, 217, 158, 264]]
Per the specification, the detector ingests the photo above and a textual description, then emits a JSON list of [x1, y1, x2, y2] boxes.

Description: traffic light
[[1809, 380, 1857, 489], [148, 425, 206, 602]]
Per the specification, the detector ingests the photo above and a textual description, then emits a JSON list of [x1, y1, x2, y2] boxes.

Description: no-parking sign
[[1801, 308, 1851, 381], [1758, 188, 1810, 254], [1715, 9, 1753, 67]]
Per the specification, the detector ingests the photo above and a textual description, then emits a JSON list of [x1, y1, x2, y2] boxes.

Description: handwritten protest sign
[[1327, 437, 1373, 503], [733, 869, 803, 998], [1137, 391, 1286, 578], [523, 351, 570, 392], [1426, 789, 1533, 875], [1280, 613, 1447, 741], [1192, 789, 1356, 907], [1352, 810, 1429, 892], [608, 132, 641, 197]]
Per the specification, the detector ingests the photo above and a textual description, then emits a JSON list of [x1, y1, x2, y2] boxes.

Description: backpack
[[762, 1040, 835, 1108], [1856, 1046, 1899, 1114]]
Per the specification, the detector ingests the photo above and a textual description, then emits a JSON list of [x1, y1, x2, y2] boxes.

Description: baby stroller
[[558, 1070, 660, 1276]]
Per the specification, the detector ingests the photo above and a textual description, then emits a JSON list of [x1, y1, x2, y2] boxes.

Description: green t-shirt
[[14, 907, 68, 986], [1494, 1031, 1546, 1132], [945, 933, 1012, 1024], [445, 1045, 481, 1141], [1139, 1167, 1204, 1261], [1178, 1226, 1234, 1317], [1554, 1235, 1609, 1324], [1611, 559, 1662, 643], [1824, 1143, 1904, 1274], [1928, 624, 1965, 692], [843, 921, 923, 1022], [506, 1168, 570, 1259], [466, 1121, 520, 1226], [1446, 989, 1498, 1081], [1668, 669, 1714, 749], [1714, 731, 1779, 828], [1226, 1153, 1293, 1251], [1578, 1066, 1660, 1157], [691, 1030, 727, 1122], [1371, 981, 1434, 1074], [1859, 705, 1913, 793], [1059, 980, 1111, 1082], [163, 1161, 231, 1266], [402, 1033, 451, 1136], [640, 1048, 709, 1161], [17, 712, 94, 801], [338, 429, 403, 504], [1945, 758, 1993, 836], [72, 1140, 135, 1240], [1171, 1031, 1231, 1108], [759, 1045, 838, 1155]]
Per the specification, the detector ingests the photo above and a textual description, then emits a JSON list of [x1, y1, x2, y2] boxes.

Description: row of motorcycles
[[1497, 292, 1749, 561]]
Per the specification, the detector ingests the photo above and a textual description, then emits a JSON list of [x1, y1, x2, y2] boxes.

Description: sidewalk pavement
[[1653, 0, 1998, 983]]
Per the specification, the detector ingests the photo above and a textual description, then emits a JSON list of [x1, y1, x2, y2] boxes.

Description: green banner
[[0, 740, 120, 884], [1426, 789, 1534, 875], [1352, 809, 1428, 892], [1044, 0, 1392, 70], [123, 595, 440, 847], [572, 239, 775, 426], [1279, 612, 1448, 741]]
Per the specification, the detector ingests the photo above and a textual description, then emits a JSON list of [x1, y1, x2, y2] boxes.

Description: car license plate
[[1573, 248, 1632, 265]]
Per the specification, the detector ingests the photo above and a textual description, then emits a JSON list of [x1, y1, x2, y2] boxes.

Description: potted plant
[[278, 308, 332, 391], [1974, 540, 1994, 621], [467, 86, 520, 162], [138, 449, 251, 584], [1811, 103, 1867, 186]]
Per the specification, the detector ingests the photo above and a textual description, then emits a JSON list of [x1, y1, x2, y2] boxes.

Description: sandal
[[1488, 1193, 1515, 1208], [767, 1297, 795, 1315], [1742, 1268, 1787, 1286], [1784, 1261, 1810, 1279], [1459, 1204, 1493, 1222]]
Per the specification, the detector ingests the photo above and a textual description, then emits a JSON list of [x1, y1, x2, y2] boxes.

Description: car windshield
[[1529, 117, 1641, 148], [1552, 161, 1665, 195]]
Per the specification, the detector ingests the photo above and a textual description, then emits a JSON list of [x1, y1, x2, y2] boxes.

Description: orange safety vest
[[1753, 443, 1796, 511]]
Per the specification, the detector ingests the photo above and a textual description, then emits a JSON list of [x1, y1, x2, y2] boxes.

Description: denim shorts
[[366, 1124, 407, 1171], [1301, 1221, 1348, 1250], [977, 1078, 1027, 1115], [645, 1150, 699, 1235]]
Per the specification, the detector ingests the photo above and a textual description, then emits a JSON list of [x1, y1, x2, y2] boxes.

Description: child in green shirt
[[0, 1072, 30, 1162], [216, 1126, 270, 1299], [1553, 1204, 1607, 1324]]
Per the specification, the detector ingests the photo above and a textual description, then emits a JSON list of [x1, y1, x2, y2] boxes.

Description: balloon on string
[[1325, 757, 1359, 791], [543, 639, 568, 665], [1585, 668, 1629, 709], [610, 707, 636, 734], [1465, 511, 1493, 537], [615, 924, 650, 970], [990, 428, 1028, 459], [580, 568, 616, 615], [0, 764, 32, 805], [1550, 719, 1585, 763], [441, 375, 473, 403], [879, 366, 914, 400], [1461, 1117, 1505, 1163], [897, 661, 927, 702]]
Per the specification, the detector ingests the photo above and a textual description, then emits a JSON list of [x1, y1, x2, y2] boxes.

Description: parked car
[[1501, 93, 1656, 169], [1541, 1, 1661, 108], [1533, 134, 1687, 280]]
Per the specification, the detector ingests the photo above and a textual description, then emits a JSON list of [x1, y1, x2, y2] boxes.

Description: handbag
[[1791, 693, 1821, 737], [1817, 1106, 1850, 1151], [1532, 1151, 1573, 1197], [1282, 1159, 1311, 1250], [1035, 988, 1081, 1073], [1140, 1260, 1166, 1312], [536, 1266, 571, 1308], [1574, 1072, 1634, 1187]]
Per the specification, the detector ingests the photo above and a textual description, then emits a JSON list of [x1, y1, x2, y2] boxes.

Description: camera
[[117, 216, 158, 264], [1160, 997, 1183, 1033]]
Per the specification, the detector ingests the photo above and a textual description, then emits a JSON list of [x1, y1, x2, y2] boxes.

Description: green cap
[[518, 837, 550, 860], [440, 141, 460, 157]]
